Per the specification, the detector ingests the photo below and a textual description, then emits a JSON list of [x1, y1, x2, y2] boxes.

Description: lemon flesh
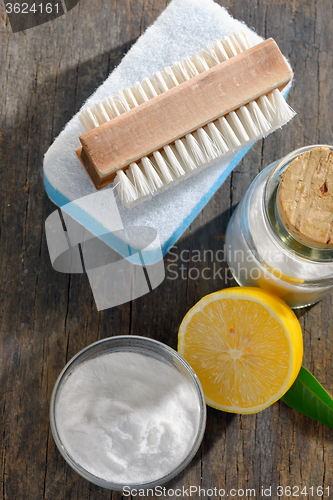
[[178, 287, 303, 414]]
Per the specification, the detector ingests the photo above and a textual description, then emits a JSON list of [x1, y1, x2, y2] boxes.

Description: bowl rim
[[49, 335, 207, 491]]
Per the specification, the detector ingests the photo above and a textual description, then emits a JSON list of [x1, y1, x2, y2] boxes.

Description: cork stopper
[[277, 147, 333, 249]]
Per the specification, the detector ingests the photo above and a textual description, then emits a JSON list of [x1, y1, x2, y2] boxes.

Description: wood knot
[[320, 181, 328, 196]]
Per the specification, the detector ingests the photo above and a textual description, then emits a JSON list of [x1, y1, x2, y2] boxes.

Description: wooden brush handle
[[78, 38, 292, 189]]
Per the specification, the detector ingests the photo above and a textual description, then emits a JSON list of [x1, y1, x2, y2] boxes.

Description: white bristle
[[268, 88, 296, 126], [139, 80, 153, 100], [131, 82, 149, 104], [227, 111, 250, 144], [176, 66, 187, 84], [154, 71, 170, 93], [191, 53, 210, 73], [200, 48, 218, 68], [257, 95, 274, 123], [237, 106, 260, 141], [149, 77, 162, 96], [152, 151, 174, 184], [163, 70, 177, 89], [228, 33, 243, 54], [222, 36, 239, 58], [163, 145, 186, 178], [170, 65, 186, 84], [107, 97, 121, 117], [115, 89, 131, 112], [125, 166, 135, 184], [112, 95, 127, 114], [248, 100, 272, 136], [196, 128, 219, 161], [78, 32, 295, 208], [269, 92, 284, 125], [142, 77, 160, 98], [97, 102, 112, 123], [232, 31, 251, 51], [213, 39, 229, 62], [141, 157, 164, 192], [183, 56, 200, 78], [123, 87, 139, 108], [175, 139, 197, 173], [207, 122, 229, 154], [218, 116, 242, 150], [129, 163, 152, 198], [165, 66, 180, 86], [79, 108, 99, 131], [101, 100, 116, 120], [90, 103, 110, 126], [174, 60, 191, 81], [115, 170, 138, 205], [185, 133, 206, 166], [205, 43, 223, 65]]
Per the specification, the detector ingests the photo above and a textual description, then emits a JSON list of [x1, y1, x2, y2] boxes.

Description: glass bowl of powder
[[50, 335, 206, 490]]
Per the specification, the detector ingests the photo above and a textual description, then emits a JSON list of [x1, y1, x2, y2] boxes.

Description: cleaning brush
[[76, 31, 295, 208]]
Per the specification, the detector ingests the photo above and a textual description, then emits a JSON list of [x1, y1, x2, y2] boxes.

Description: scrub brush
[[76, 31, 295, 208]]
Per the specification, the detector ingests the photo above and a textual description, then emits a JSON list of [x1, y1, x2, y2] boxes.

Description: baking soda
[[55, 351, 201, 485]]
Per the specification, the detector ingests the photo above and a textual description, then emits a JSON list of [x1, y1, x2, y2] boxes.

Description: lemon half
[[178, 287, 303, 414]]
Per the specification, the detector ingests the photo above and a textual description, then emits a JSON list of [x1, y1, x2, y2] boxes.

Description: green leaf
[[281, 366, 333, 428]]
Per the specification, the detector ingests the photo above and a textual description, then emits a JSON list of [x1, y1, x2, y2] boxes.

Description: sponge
[[43, 0, 292, 261]]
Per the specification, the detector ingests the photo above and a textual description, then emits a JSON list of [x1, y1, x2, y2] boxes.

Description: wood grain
[[278, 146, 333, 248], [0, 0, 333, 499]]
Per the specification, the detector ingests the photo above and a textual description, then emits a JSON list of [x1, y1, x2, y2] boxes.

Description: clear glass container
[[225, 145, 333, 309], [50, 335, 206, 491]]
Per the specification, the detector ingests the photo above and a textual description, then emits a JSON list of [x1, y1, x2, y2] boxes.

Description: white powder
[[55, 351, 201, 485]]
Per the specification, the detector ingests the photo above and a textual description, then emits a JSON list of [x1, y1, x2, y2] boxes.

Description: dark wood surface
[[1, 0, 333, 498]]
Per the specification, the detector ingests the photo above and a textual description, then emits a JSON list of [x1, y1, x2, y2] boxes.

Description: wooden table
[[1, 0, 333, 498]]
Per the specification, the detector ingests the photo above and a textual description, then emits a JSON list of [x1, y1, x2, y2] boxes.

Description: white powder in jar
[[55, 350, 201, 485]]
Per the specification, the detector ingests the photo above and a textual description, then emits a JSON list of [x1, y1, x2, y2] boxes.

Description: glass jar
[[50, 335, 206, 490], [225, 145, 333, 309]]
